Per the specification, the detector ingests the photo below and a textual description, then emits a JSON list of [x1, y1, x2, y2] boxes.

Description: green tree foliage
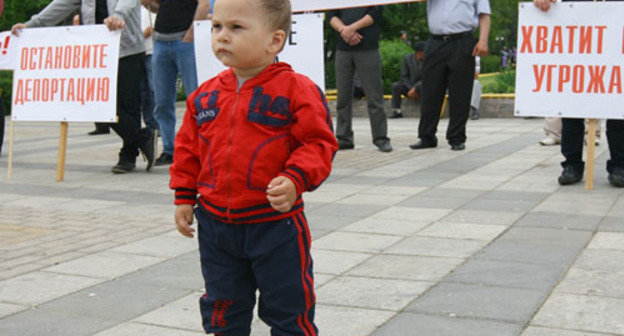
[[0, 1, 51, 32]]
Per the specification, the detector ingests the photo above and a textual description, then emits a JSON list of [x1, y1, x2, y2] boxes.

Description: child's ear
[[267, 29, 286, 54]]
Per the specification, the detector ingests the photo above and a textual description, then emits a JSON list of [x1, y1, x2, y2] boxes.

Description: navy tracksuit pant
[[195, 208, 317, 336]]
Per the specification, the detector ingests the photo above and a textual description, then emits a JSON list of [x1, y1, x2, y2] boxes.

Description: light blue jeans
[[152, 39, 198, 155]]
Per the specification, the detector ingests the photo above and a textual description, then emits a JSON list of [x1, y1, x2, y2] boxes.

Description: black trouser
[[419, 34, 475, 145], [108, 53, 145, 163], [561, 118, 624, 173], [391, 82, 410, 110]]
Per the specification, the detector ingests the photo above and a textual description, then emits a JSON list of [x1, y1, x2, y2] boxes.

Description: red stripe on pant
[[294, 214, 317, 336]]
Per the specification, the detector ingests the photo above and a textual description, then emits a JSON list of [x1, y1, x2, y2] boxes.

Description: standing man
[[410, 0, 490, 151], [151, 0, 210, 166], [12, 0, 156, 173], [328, 6, 393, 153], [389, 41, 426, 119], [533, 0, 624, 187]]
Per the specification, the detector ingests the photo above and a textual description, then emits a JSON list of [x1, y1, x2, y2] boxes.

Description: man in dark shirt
[[533, 0, 624, 187], [328, 6, 392, 153], [389, 41, 426, 119], [151, 0, 209, 166]]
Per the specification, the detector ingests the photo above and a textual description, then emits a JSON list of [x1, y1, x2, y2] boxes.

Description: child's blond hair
[[259, 0, 292, 36]]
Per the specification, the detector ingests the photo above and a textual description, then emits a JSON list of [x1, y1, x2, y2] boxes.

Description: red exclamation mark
[[1, 35, 9, 55]]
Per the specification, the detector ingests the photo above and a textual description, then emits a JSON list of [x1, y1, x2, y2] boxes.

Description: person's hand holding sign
[[104, 15, 126, 31], [11, 23, 27, 36], [534, 0, 557, 11]]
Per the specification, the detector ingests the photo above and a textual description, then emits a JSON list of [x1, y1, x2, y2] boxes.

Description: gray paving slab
[[371, 313, 523, 336], [515, 211, 603, 231], [475, 240, 581, 265], [120, 251, 204, 291], [0, 308, 116, 336], [444, 259, 567, 291], [39, 277, 192, 321], [599, 216, 624, 232], [406, 282, 545, 323]]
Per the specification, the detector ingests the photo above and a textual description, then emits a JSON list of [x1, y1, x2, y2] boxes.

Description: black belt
[[431, 31, 472, 42]]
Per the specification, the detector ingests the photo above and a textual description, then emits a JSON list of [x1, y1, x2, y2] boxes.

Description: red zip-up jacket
[[170, 63, 338, 224]]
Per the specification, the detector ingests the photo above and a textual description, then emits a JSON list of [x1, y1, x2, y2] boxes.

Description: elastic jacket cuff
[[279, 167, 308, 196], [174, 188, 197, 205]]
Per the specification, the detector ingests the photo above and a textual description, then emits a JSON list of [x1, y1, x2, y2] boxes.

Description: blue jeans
[[153, 39, 198, 155], [141, 54, 158, 131]]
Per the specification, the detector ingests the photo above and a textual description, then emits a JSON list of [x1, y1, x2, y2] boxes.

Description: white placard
[[515, 2, 624, 120], [0, 31, 18, 70], [11, 25, 120, 122], [194, 13, 325, 90], [291, 0, 424, 12]]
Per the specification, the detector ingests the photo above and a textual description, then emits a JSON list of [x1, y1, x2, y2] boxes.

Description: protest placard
[[194, 13, 325, 89], [291, 0, 424, 12], [11, 25, 120, 122], [515, 2, 624, 120], [0, 31, 18, 70]]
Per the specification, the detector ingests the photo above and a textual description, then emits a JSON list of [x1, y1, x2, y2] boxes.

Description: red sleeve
[[278, 79, 338, 196], [169, 91, 201, 205]]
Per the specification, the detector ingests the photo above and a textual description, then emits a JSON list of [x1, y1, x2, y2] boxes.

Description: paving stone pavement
[[1, 114, 623, 336]]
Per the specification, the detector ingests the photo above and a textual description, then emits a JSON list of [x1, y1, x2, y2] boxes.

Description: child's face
[[211, 0, 284, 76]]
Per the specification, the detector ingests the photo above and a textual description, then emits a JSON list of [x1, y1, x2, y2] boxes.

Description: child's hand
[[175, 205, 195, 238], [266, 176, 297, 213]]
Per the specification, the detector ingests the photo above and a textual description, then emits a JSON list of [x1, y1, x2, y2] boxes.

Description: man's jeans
[[153, 39, 198, 156], [141, 54, 158, 131]]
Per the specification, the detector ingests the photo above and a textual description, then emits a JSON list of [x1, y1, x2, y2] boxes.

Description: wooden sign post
[[585, 118, 598, 190], [56, 122, 69, 181]]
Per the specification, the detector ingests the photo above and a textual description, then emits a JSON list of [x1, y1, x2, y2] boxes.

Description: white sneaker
[[539, 137, 560, 146]]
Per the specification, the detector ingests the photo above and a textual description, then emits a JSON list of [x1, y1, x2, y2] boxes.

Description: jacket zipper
[[226, 87, 241, 222]]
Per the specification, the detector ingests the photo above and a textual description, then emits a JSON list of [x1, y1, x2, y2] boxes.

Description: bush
[[480, 55, 501, 74], [379, 39, 413, 94], [1, 71, 11, 116], [483, 70, 515, 93]]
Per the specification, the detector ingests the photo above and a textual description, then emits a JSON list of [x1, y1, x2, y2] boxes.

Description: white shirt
[[427, 0, 491, 35], [141, 6, 157, 55]]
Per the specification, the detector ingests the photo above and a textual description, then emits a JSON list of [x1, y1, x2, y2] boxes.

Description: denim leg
[[175, 40, 199, 96], [152, 40, 179, 155], [140, 54, 158, 131]]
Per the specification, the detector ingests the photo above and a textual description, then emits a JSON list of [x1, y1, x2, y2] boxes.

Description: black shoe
[[470, 108, 480, 120], [88, 128, 110, 135], [338, 142, 355, 150], [155, 152, 173, 166], [139, 128, 156, 171], [409, 140, 437, 150], [450, 142, 466, 151], [389, 111, 403, 119], [375, 141, 393, 153], [111, 161, 136, 174], [558, 166, 583, 185], [608, 167, 624, 188]]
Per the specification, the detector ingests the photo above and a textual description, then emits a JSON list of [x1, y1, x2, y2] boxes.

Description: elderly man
[[410, 0, 490, 151], [12, 0, 156, 173]]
